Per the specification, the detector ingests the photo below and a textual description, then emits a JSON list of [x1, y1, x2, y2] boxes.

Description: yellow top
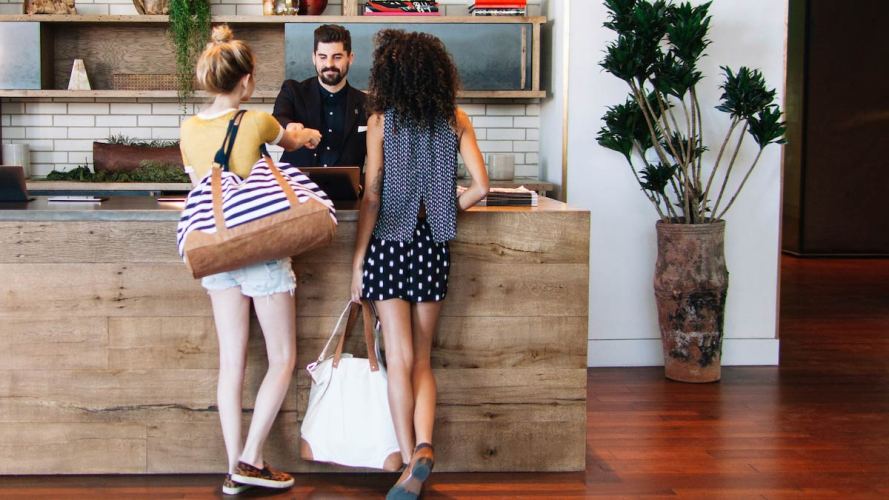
[[179, 109, 284, 180]]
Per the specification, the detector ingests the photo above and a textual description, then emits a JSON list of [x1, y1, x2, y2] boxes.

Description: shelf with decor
[[0, 15, 546, 24], [0, 15, 545, 98], [0, 89, 545, 99]]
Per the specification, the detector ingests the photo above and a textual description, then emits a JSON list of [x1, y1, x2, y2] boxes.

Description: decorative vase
[[653, 220, 728, 383], [487, 153, 515, 181], [67, 59, 91, 90], [342, 0, 358, 16], [132, 0, 169, 15], [2, 144, 31, 179], [299, 0, 328, 15]]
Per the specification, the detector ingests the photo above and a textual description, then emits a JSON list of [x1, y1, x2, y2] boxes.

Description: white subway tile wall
[[2, 98, 541, 177], [0, 0, 542, 177]]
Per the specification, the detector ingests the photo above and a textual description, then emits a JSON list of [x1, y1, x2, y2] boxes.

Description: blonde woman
[[179, 25, 321, 495]]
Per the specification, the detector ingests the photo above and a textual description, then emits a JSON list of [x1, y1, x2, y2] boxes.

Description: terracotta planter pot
[[653, 220, 728, 383], [93, 142, 183, 173]]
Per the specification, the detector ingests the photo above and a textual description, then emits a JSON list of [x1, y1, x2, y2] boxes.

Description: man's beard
[[318, 65, 348, 86]]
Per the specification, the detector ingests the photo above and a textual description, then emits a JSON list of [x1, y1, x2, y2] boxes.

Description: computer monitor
[[300, 166, 361, 201], [0, 166, 35, 203]]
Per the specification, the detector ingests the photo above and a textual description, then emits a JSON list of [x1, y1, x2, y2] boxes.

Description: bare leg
[[411, 301, 443, 446], [239, 292, 297, 467], [375, 298, 416, 464], [209, 287, 252, 474]]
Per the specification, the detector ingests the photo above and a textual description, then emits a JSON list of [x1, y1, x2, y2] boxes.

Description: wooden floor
[[2, 255, 888, 499]]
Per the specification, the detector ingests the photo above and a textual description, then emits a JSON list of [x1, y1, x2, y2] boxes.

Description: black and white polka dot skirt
[[361, 218, 450, 303]]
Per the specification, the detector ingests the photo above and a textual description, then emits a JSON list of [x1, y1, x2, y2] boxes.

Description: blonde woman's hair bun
[[196, 24, 255, 94], [211, 25, 234, 45]]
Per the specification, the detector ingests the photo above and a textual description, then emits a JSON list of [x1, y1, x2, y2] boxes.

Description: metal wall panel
[[285, 22, 532, 90]]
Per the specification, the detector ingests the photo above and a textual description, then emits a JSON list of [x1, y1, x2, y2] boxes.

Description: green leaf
[[601, 0, 670, 84], [603, 0, 639, 33], [597, 94, 663, 161], [640, 162, 677, 195], [747, 105, 787, 148], [716, 66, 777, 120], [667, 1, 712, 64], [652, 51, 702, 99]]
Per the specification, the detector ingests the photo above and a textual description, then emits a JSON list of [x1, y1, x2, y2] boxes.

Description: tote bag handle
[[309, 301, 381, 373]]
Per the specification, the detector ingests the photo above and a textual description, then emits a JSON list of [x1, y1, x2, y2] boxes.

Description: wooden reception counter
[[0, 197, 589, 474]]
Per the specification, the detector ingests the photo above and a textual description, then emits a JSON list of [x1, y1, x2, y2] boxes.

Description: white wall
[[537, 0, 566, 194], [559, 0, 787, 366]]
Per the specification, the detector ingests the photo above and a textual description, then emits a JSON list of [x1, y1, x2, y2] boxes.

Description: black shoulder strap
[[213, 109, 248, 172]]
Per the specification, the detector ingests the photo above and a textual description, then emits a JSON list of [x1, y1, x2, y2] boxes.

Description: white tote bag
[[300, 301, 402, 471]]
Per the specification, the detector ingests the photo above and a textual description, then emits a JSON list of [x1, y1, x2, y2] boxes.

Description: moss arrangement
[[46, 161, 190, 183]]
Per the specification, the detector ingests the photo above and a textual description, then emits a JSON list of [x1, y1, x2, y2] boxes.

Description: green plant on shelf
[[46, 161, 190, 183], [169, 0, 211, 105]]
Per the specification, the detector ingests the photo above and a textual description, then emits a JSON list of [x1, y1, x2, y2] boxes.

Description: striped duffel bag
[[176, 111, 337, 279]]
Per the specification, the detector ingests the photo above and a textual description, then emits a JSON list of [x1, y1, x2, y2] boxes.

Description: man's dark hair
[[314, 24, 352, 53]]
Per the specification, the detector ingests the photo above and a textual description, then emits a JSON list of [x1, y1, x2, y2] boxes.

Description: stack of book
[[458, 186, 539, 207], [365, 1, 440, 16], [469, 0, 527, 16]]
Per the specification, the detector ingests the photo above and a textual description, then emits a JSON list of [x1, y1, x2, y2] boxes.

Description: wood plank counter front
[[0, 197, 589, 474]]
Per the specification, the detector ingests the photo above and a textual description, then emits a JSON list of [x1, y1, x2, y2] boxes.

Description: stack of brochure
[[365, 1, 440, 16], [458, 186, 538, 207], [469, 0, 527, 16]]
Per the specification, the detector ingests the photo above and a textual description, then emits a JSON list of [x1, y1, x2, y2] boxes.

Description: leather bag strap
[[361, 301, 381, 372], [333, 302, 361, 367], [332, 300, 381, 372], [260, 144, 300, 208]]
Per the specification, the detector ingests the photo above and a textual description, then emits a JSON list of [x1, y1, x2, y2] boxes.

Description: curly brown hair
[[367, 30, 460, 128]]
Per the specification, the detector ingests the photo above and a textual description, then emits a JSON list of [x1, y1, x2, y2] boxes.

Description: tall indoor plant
[[169, 0, 211, 104], [597, 0, 786, 382]]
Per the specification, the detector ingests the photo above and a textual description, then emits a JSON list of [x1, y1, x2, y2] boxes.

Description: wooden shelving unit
[[0, 14, 546, 166], [0, 14, 546, 24], [0, 14, 545, 99], [0, 89, 545, 99]]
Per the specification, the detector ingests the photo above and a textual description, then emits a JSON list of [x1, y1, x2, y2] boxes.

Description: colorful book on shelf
[[469, 8, 527, 16], [470, 0, 527, 5], [364, 11, 441, 16], [365, 1, 440, 15], [469, 0, 527, 16]]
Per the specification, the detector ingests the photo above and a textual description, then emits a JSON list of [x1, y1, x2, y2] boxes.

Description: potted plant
[[169, 0, 210, 104], [93, 136, 183, 173], [596, 0, 786, 382]]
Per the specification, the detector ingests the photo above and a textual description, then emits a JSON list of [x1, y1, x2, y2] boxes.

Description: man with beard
[[273, 24, 367, 170]]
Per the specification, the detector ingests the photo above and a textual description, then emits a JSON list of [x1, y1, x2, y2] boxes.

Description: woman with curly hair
[[350, 29, 489, 499]]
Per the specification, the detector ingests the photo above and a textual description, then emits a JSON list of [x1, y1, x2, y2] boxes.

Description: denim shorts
[[200, 258, 296, 297]]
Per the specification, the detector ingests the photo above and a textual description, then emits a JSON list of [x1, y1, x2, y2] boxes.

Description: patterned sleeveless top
[[373, 108, 459, 243]]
